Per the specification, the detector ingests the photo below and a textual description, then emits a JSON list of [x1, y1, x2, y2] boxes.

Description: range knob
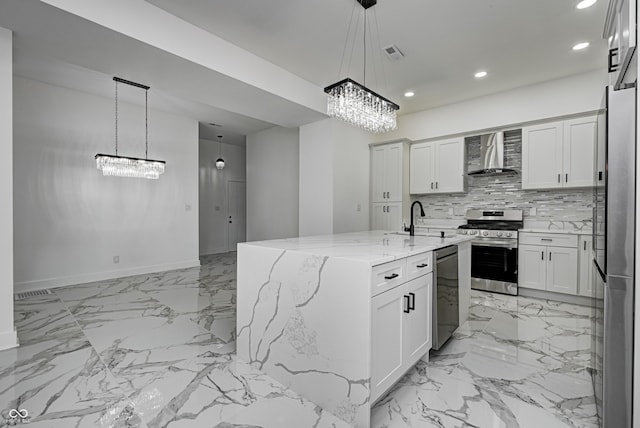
[[482, 231, 489, 237], [496, 231, 503, 237], [469, 230, 477, 235], [460, 230, 467, 235], [506, 232, 512, 237]]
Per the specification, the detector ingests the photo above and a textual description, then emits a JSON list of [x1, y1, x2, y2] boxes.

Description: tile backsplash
[[412, 129, 593, 222]]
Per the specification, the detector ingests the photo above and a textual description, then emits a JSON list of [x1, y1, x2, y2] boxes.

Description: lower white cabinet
[[578, 235, 595, 297], [371, 272, 432, 403], [372, 202, 402, 231], [519, 233, 579, 295]]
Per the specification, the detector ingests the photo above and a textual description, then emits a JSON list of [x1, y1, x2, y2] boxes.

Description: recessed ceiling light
[[572, 42, 590, 51], [474, 71, 488, 78], [576, 0, 597, 8], [404, 91, 415, 97]]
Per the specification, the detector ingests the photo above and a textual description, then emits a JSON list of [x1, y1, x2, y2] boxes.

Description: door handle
[[598, 171, 603, 181], [435, 182, 438, 189], [584, 241, 587, 251], [542, 251, 544, 260], [608, 48, 620, 72], [557, 174, 561, 183], [565, 173, 568, 183], [408, 292, 416, 310], [416, 263, 429, 268], [404, 295, 410, 313], [549, 252, 552, 261], [382, 191, 385, 199], [384, 273, 399, 280], [431, 182, 434, 189]]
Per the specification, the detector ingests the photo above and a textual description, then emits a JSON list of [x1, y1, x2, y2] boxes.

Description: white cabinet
[[372, 202, 402, 231], [578, 235, 595, 298], [518, 233, 578, 295], [605, 0, 636, 88], [410, 138, 464, 194], [371, 142, 409, 231], [372, 143, 404, 202], [457, 241, 471, 324], [371, 263, 432, 403], [521, 116, 596, 190]]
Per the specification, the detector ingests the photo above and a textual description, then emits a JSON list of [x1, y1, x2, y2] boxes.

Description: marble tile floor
[[0, 253, 598, 428]]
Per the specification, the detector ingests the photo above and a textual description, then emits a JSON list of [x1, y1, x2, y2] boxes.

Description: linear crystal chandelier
[[324, 0, 399, 134], [95, 77, 166, 179]]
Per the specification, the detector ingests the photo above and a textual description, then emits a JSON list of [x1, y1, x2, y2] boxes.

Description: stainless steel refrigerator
[[592, 84, 636, 427]]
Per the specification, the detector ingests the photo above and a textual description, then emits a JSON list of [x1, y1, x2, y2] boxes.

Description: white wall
[[299, 118, 371, 236], [299, 120, 333, 236], [246, 126, 299, 241], [374, 69, 607, 143], [199, 139, 246, 254], [13, 77, 200, 290], [0, 27, 17, 350]]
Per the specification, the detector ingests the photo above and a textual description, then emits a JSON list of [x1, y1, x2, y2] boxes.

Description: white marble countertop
[[240, 230, 475, 266], [519, 228, 592, 235]]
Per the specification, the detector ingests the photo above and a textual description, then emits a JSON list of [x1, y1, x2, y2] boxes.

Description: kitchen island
[[236, 231, 473, 427]]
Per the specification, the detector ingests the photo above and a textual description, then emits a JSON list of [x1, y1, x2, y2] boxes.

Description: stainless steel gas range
[[457, 209, 523, 295]]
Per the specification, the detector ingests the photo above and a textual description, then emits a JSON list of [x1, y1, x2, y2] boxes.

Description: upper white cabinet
[[410, 138, 464, 194], [372, 143, 404, 202], [605, 0, 636, 88], [521, 116, 596, 190]]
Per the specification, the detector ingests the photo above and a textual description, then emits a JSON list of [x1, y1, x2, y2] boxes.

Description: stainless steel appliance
[[466, 131, 518, 176], [458, 209, 523, 295], [432, 245, 459, 350], [592, 84, 636, 427]]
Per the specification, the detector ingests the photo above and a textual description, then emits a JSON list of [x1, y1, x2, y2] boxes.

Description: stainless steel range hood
[[466, 131, 517, 176]]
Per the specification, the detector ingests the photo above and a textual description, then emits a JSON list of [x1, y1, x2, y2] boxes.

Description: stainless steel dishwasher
[[432, 245, 459, 350]]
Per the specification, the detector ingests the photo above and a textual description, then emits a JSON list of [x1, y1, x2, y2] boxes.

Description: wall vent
[[15, 289, 53, 300], [383, 45, 404, 61]]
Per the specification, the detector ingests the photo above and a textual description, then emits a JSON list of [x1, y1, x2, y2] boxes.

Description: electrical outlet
[[113, 256, 119, 264], [185, 204, 192, 211]]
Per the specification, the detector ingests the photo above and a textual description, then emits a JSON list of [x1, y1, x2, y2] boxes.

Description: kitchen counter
[[243, 230, 474, 266], [236, 231, 472, 427]]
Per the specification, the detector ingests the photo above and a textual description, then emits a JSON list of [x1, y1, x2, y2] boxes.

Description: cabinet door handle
[[431, 182, 434, 189], [408, 292, 416, 311], [435, 182, 438, 189], [384, 273, 399, 280], [598, 171, 603, 181], [609, 48, 620, 72], [417, 263, 429, 268], [557, 174, 561, 183], [541, 238, 553, 242], [565, 173, 568, 183], [382, 191, 385, 199], [584, 241, 587, 251], [541, 251, 544, 260], [549, 252, 552, 261], [404, 295, 411, 313]]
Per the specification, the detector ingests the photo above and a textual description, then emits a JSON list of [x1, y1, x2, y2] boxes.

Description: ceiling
[[1, 0, 608, 141], [146, 0, 608, 114]]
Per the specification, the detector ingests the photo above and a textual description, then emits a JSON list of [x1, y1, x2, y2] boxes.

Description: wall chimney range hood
[[466, 131, 517, 176]]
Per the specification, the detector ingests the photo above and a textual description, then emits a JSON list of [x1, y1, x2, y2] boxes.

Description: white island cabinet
[[237, 231, 473, 427]]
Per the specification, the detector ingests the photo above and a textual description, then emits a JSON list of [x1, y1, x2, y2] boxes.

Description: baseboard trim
[[14, 259, 201, 292], [0, 328, 18, 351], [199, 247, 230, 256], [519, 287, 593, 306]]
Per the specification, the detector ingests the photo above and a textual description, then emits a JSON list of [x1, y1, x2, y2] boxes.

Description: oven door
[[470, 239, 518, 294]]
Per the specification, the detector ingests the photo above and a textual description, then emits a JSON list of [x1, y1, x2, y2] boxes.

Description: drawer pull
[[408, 292, 416, 310], [541, 238, 553, 242], [541, 251, 544, 260], [384, 273, 399, 280], [416, 263, 429, 268], [549, 252, 552, 261], [404, 295, 411, 313]]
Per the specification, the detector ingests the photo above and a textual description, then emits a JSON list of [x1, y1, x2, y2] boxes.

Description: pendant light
[[324, 0, 399, 134], [95, 77, 166, 179], [215, 135, 225, 170]]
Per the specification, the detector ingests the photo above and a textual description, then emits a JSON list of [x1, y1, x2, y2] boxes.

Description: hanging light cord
[[145, 90, 148, 159], [363, 8, 366, 86]]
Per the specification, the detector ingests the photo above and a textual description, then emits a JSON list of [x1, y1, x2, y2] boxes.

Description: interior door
[[227, 180, 246, 251]]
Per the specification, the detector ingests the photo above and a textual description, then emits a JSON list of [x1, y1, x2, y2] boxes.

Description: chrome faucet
[[404, 201, 426, 236]]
